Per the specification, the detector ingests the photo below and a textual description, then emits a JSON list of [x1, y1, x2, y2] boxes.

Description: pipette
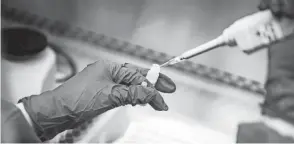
[[160, 10, 294, 67], [160, 36, 227, 67]]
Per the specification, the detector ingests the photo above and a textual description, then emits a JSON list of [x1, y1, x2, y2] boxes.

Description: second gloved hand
[[18, 60, 176, 141]]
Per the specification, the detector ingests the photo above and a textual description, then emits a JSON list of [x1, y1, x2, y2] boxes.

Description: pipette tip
[[160, 61, 170, 67], [160, 57, 182, 67]]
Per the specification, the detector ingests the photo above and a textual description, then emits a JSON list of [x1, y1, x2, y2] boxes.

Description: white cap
[[144, 64, 160, 85]]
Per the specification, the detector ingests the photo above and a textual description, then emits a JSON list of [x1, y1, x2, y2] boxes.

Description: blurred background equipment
[[48, 42, 78, 83], [1, 27, 57, 103], [1, 0, 269, 143], [2, 28, 48, 60], [1, 26, 78, 103]]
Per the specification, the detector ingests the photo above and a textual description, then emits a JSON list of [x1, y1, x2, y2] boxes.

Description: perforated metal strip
[[1, 4, 266, 143]]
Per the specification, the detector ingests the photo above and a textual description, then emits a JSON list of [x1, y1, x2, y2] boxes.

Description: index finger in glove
[[122, 63, 176, 93], [108, 62, 152, 86]]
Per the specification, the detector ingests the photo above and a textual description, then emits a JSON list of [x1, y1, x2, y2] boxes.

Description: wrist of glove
[[18, 60, 176, 141], [258, 0, 294, 18]]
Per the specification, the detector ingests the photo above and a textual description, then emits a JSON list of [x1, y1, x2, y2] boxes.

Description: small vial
[[140, 64, 160, 106], [142, 64, 160, 86]]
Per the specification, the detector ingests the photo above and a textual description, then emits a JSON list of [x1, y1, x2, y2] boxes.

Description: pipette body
[[160, 36, 227, 67]]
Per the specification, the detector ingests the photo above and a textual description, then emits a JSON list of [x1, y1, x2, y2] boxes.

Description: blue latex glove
[[18, 60, 176, 141], [259, 0, 294, 18]]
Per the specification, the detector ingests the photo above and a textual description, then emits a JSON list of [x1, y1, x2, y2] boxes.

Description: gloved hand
[[258, 0, 294, 18], [18, 60, 176, 141]]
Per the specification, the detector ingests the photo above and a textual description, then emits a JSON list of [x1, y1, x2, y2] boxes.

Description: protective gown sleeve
[[236, 36, 294, 143], [261, 38, 294, 125], [1, 99, 41, 143]]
